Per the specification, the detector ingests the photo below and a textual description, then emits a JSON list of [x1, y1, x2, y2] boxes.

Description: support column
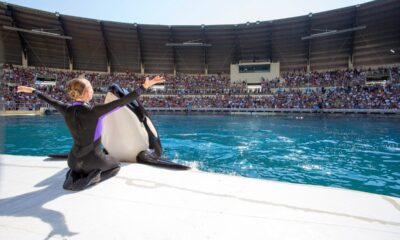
[[57, 15, 74, 70], [233, 26, 241, 64], [140, 63, 145, 74], [267, 22, 273, 62], [201, 25, 208, 75], [100, 21, 112, 73], [349, 6, 359, 70], [21, 51, 28, 67], [135, 25, 144, 74], [8, 5, 29, 67], [306, 13, 312, 72], [348, 55, 354, 69], [169, 26, 177, 75]]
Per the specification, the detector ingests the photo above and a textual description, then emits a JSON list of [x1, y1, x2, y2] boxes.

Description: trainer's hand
[[17, 86, 35, 93], [143, 76, 165, 89]]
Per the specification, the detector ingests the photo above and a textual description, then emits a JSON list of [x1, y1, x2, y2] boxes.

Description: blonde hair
[[66, 78, 89, 100]]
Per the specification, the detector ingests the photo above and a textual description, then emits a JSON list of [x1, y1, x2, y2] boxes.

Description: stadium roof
[[1, 0, 399, 73]]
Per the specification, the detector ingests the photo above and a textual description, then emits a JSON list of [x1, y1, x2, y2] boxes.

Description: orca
[[103, 84, 189, 170]]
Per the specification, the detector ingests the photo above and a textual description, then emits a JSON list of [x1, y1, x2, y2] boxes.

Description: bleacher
[[1, 64, 399, 112]]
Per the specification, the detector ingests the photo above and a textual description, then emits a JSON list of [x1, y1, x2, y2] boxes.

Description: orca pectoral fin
[[137, 151, 190, 170], [48, 153, 69, 159]]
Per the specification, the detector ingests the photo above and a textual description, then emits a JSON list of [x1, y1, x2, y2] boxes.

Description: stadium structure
[[0, 0, 399, 115], [0, 0, 399, 74]]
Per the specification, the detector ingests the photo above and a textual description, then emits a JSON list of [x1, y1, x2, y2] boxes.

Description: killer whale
[[103, 84, 189, 170]]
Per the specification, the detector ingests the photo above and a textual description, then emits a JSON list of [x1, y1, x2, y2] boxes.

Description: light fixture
[[3, 26, 72, 39], [301, 26, 366, 40], [166, 42, 212, 47]]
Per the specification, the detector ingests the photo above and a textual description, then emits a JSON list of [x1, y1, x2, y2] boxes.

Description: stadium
[[1, 0, 400, 239]]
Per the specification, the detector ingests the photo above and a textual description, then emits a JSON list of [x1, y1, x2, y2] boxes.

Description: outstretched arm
[[17, 86, 67, 114], [92, 76, 165, 116]]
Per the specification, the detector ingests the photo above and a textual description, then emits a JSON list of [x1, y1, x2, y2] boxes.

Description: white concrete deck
[[0, 154, 399, 240]]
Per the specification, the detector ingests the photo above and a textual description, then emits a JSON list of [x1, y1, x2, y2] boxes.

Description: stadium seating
[[1, 64, 399, 110]]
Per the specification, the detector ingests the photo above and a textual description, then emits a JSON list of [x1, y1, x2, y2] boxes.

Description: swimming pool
[[1, 114, 399, 197]]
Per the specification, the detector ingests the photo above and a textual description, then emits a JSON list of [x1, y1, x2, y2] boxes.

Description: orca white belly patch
[[102, 93, 149, 162]]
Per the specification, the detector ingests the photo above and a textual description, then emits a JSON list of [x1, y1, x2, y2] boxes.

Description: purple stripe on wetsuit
[[72, 101, 122, 142], [72, 101, 84, 106], [93, 106, 122, 141]]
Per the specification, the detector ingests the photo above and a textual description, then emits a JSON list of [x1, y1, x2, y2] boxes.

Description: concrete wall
[[0, 110, 42, 116]]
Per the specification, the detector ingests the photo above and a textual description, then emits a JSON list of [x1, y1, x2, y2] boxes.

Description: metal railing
[[1, 103, 398, 115], [145, 107, 400, 114]]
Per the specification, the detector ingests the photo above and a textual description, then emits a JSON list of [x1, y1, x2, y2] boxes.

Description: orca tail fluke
[[137, 150, 190, 170], [63, 169, 102, 191]]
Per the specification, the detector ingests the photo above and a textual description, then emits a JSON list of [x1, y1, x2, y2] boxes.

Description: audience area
[[1, 64, 399, 110]]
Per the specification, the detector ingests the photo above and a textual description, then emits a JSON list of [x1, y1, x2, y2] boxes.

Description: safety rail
[[1, 105, 399, 115]]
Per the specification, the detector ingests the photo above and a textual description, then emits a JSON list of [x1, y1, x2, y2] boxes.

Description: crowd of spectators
[[141, 84, 399, 109], [1, 64, 399, 110]]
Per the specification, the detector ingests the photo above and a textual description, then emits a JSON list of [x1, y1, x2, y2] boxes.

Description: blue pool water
[[1, 114, 400, 197]]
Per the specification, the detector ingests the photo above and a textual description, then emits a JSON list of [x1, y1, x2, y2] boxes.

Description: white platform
[[0, 154, 399, 240]]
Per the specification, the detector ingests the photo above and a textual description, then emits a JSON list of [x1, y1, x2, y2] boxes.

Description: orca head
[[108, 84, 140, 109], [108, 84, 125, 97]]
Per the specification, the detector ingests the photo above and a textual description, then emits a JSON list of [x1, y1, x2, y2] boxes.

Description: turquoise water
[[1, 114, 400, 197]]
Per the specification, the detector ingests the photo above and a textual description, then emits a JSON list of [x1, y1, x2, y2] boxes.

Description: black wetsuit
[[34, 86, 146, 190]]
